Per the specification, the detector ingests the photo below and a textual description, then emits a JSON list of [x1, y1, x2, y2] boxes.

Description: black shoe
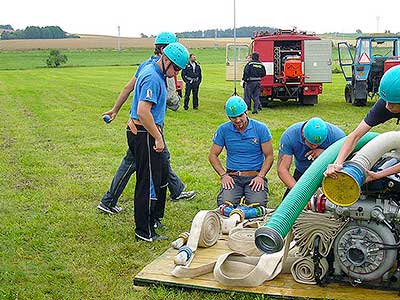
[[154, 219, 168, 230], [97, 203, 123, 215], [184, 107, 188, 110], [252, 111, 258, 114], [135, 233, 169, 242]]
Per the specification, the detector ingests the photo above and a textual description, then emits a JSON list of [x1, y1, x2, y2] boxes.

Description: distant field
[[0, 48, 226, 70], [0, 35, 251, 50]]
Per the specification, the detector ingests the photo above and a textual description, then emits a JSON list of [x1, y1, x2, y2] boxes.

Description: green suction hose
[[255, 132, 379, 254]]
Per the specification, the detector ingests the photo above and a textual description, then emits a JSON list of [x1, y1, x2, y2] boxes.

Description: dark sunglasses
[[171, 63, 181, 72]]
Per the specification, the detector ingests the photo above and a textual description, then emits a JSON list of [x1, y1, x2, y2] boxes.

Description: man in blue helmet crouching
[[208, 96, 274, 208], [278, 117, 345, 199]]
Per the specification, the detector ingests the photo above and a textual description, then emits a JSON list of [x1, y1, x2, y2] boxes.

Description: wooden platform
[[134, 239, 400, 299]]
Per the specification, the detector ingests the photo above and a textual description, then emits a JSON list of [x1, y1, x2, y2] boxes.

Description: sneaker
[[97, 203, 123, 215], [135, 233, 169, 242], [154, 219, 168, 230], [110, 206, 123, 214], [171, 190, 196, 201], [97, 203, 114, 215]]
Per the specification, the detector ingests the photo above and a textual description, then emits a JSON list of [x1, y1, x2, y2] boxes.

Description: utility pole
[[117, 25, 121, 51], [376, 16, 380, 33], [214, 28, 218, 49]]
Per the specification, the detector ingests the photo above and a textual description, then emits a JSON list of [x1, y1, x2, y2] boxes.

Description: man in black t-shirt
[[325, 65, 400, 181]]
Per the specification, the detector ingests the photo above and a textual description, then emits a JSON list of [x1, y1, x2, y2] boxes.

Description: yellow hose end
[[322, 172, 360, 206]]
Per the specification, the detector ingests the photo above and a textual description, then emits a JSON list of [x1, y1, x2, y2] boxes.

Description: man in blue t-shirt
[[209, 96, 274, 207], [128, 42, 189, 242], [98, 32, 195, 221], [325, 65, 400, 182], [278, 117, 345, 199]]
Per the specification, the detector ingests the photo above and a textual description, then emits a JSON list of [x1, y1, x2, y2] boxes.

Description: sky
[[2, 0, 399, 37]]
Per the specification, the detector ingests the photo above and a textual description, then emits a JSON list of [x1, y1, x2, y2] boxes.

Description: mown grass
[[0, 49, 395, 300]]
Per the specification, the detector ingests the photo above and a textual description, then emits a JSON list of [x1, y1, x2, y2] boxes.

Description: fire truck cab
[[227, 29, 332, 106]]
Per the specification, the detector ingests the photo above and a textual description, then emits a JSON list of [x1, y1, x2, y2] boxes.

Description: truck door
[[303, 40, 332, 83], [226, 43, 249, 81], [337, 41, 354, 82]]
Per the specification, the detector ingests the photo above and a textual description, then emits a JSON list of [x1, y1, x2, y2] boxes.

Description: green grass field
[[0, 48, 396, 300]]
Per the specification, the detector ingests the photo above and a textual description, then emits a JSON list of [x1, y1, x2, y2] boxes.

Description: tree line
[[1, 26, 79, 40], [176, 26, 278, 38]]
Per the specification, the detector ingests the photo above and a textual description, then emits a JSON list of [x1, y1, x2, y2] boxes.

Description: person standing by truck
[[182, 53, 202, 110], [242, 52, 266, 114]]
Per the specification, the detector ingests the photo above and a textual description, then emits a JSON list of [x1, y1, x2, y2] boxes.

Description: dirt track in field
[[0, 34, 252, 50]]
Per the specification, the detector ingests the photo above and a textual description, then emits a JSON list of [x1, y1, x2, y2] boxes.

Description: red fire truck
[[227, 29, 332, 106]]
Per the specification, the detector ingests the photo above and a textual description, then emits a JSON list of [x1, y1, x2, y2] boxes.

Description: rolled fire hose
[[291, 256, 329, 285], [255, 132, 379, 254], [293, 211, 349, 257], [228, 227, 262, 256], [174, 210, 221, 266], [323, 131, 400, 206], [171, 232, 190, 249], [214, 233, 295, 287]]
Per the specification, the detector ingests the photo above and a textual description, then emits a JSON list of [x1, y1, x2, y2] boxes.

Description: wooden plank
[[134, 240, 400, 300]]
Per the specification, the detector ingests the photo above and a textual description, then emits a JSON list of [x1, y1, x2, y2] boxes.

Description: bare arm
[[366, 163, 400, 182], [209, 144, 235, 190], [259, 140, 274, 177], [250, 140, 274, 192], [325, 120, 371, 178], [102, 76, 136, 121], [277, 153, 296, 189], [137, 101, 164, 152]]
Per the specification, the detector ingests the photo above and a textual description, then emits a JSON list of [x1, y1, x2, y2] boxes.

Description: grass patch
[[0, 49, 394, 300]]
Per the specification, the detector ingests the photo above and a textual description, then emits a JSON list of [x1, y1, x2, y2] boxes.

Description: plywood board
[[134, 239, 400, 299]]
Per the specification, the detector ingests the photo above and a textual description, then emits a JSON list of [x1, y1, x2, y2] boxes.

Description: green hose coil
[[255, 132, 379, 254]]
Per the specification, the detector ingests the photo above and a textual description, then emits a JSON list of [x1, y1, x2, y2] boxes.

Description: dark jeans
[[184, 82, 200, 109], [101, 133, 185, 208], [282, 169, 303, 200], [216, 175, 268, 207], [127, 125, 168, 240], [244, 81, 261, 113]]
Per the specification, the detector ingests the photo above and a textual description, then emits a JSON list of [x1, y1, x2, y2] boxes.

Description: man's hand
[[249, 176, 265, 192], [102, 110, 117, 122], [153, 136, 165, 153], [365, 169, 381, 183], [221, 175, 235, 190], [324, 163, 343, 179], [305, 148, 324, 161]]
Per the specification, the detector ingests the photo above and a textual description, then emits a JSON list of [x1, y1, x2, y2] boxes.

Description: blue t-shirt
[[364, 98, 400, 127], [130, 62, 167, 126], [279, 122, 345, 173], [213, 118, 272, 171], [134, 56, 159, 78]]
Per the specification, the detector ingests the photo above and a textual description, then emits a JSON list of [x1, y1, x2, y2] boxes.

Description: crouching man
[[208, 96, 274, 207]]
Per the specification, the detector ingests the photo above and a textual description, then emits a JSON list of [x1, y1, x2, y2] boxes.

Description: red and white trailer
[[227, 29, 332, 106]]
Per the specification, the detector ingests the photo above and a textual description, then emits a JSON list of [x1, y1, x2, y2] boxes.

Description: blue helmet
[[163, 42, 189, 70], [303, 117, 328, 145], [155, 32, 178, 45], [379, 65, 400, 103], [225, 96, 247, 117]]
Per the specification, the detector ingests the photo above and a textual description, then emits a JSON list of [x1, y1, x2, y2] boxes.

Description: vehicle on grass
[[226, 29, 332, 106], [338, 35, 400, 106]]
